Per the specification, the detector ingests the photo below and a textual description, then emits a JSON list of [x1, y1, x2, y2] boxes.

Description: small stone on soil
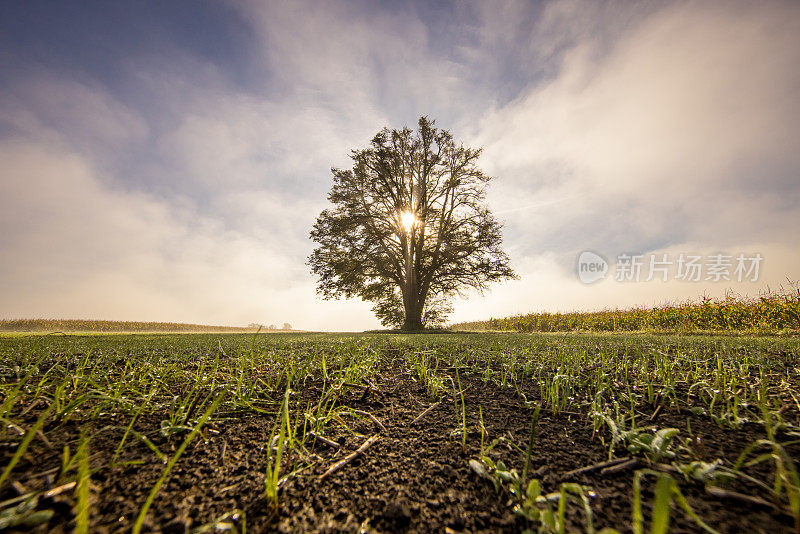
[[383, 499, 412, 525]]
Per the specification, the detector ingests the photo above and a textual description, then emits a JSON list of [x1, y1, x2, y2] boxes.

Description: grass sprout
[[632, 469, 718, 534], [75, 429, 91, 534], [265, 387, 292, 507]]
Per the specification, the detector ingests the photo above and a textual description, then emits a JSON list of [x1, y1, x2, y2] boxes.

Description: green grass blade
[[75, 429, 91, 533], [651, 474, 673, 534]]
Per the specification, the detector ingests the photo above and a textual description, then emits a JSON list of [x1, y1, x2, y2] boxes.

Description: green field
[[1, 332, 798, 532]]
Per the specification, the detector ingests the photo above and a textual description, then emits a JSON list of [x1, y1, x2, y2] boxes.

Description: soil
[[2, 354, 798, 533]]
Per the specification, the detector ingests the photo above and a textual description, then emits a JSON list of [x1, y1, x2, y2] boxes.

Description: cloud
[[238, 1, 439, 117], [0, 74, 149, 168], [474, 0, 800, 255]]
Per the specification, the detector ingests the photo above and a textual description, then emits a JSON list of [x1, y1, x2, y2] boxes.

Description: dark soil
[[2, 356, 798, 533]]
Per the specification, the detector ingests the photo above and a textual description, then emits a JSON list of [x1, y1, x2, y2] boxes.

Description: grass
[[631, 470, 718, 534], [522, 403, 541, 486], [0, 330, 798, 531], [264, 386, 291, 507], [455, 365, 467, 449], [75, 429, 90, 534]]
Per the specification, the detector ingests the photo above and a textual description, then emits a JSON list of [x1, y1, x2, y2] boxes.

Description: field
[[0, 320, 260, 334], [452, 290, 800, 334], [1, 332, 799, 533]]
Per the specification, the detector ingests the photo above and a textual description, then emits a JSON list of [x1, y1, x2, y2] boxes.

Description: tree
[[309, 117, 516, 330], [282, 323, 292, 330]]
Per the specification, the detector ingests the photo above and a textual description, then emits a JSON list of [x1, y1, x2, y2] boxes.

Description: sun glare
[[399, 210, 417, 232]]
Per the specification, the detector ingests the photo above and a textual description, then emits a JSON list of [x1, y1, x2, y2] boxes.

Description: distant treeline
[[451, 290, 800, 333], [0, 319, 256, 333]]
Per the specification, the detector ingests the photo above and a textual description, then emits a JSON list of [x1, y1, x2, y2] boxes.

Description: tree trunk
[[402, 296, 423, 331], [402, 234, 424, 331], [401, 273, 423, 330]]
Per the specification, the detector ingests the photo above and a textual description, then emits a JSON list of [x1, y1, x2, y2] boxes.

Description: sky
[[1, 0, 798, 331]]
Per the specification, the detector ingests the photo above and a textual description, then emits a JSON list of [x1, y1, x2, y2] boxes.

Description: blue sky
[[1, 0, 799, 330]]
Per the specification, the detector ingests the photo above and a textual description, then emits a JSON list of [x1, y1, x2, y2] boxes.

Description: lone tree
[[309, 117, 516, 330]]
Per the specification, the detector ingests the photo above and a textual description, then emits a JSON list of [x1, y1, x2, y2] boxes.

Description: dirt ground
[[2, 355, 798, 533]]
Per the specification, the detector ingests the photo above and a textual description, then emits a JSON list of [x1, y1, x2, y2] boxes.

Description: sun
[[398, 210, 418, 232]]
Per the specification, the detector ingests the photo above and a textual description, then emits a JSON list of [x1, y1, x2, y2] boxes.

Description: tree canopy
[[309, 117, 516, 330]]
